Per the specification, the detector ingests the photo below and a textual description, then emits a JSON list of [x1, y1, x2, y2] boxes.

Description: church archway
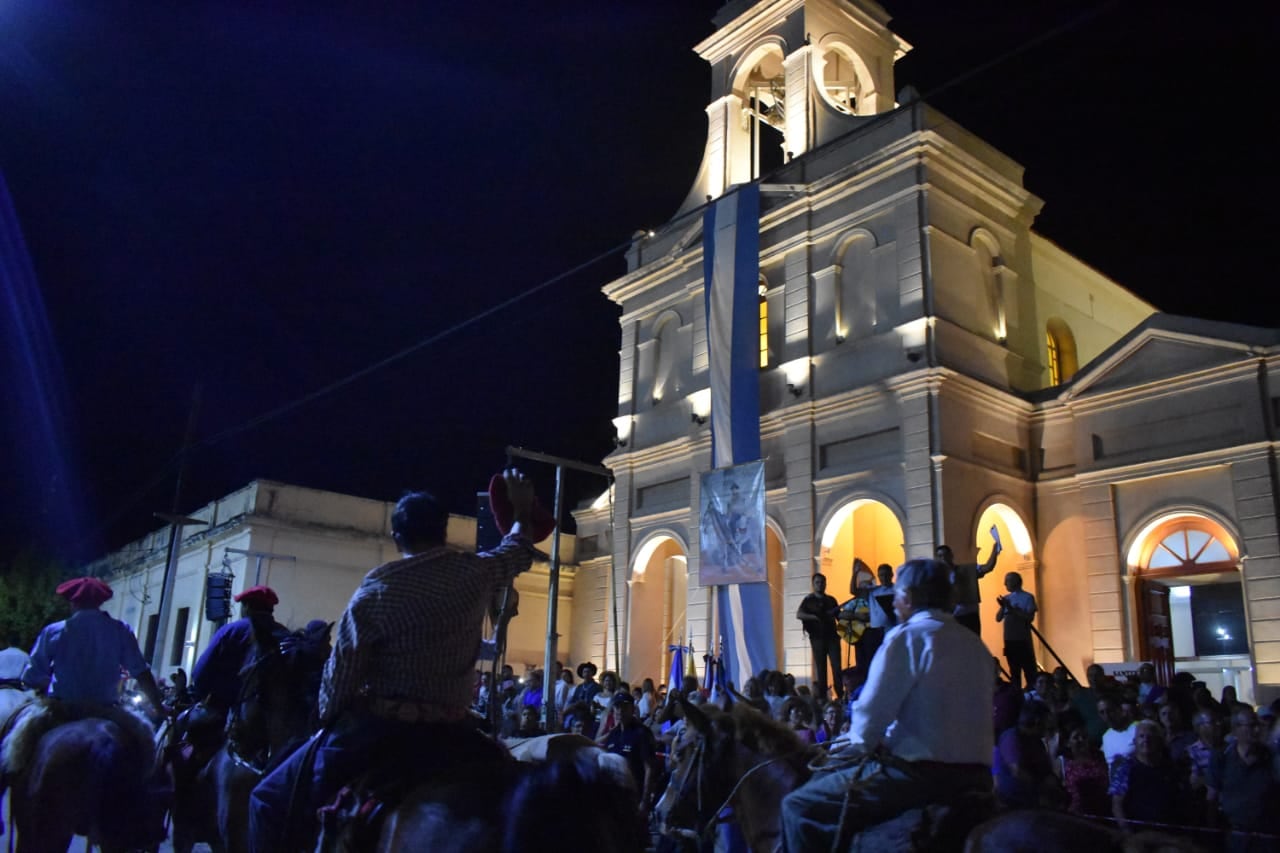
[[816, 497, 905, 677], [973, 501, 1036, 662], [627, 533, 688, 687], [1124, 512, 1250, 701]]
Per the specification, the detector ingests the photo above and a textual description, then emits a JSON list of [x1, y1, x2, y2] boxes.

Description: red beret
[[55, 577, 114, 608], [234, 585, 279, 609], [488, 473, 557, 544]]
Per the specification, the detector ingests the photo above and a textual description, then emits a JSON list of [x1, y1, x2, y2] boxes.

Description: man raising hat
[[249, 469, 548, 852], [21, 576, 165, 711], [191, 584, 288, 714]]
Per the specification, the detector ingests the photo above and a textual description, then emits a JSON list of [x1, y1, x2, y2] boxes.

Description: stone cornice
[[1062, 358, 1262, 414], [1074, 441, 1274, 485]]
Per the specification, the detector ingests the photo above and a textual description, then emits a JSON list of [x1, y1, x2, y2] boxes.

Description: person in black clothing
[[796, 573, 843, 701]]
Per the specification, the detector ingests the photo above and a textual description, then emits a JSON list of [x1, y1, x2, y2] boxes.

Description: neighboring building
[[572, 0, 1280, 706], [92, 480, 576, 682]]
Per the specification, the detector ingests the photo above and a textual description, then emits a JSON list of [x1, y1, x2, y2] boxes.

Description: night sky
[[0, 1, 1273, 564]]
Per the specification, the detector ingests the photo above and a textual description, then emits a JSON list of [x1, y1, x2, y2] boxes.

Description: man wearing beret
[[21, 577, 165, 710], [780, 558, 994, 851], [249, 469, 546, 853], [191, 584, 288, 714]]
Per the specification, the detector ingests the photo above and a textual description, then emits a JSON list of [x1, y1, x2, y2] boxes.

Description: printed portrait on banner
[[698, 460, 766, 585]]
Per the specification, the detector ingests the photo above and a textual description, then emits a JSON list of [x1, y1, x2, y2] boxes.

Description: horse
[[654, 699, 814, 853], [655, 701, 1208, 853], [166, 619, 330, 853], [3, 700, 166, 853], [315, 738, 648, 853]]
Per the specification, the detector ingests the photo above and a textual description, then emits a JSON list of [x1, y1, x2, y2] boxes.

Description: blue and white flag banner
[[667, 643, 689, 697], [702, 183, 776, 689]]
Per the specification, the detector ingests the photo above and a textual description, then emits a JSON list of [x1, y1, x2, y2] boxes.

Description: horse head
[[230, 618, 331, 766], [656, 698, 814, 853]]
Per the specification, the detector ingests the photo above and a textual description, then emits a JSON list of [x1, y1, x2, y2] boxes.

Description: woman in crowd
[[1059, 725, 1110, 817], [815, 701, 843, 745], [784, 698, 817, 745], [637, 677, 658, 723], [993, 700, 1057, 809], [1109, 720, 1183, 830]]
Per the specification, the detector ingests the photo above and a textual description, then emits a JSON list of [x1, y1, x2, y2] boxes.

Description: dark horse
[[655, 699, 814, 853], [656, 701, 1206, 853], [3, 701, 166, 853], [316, 745, 648, 853], [166, 619, 329, 853]]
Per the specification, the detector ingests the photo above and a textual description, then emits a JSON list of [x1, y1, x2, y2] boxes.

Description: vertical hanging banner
[[701, 182, 776, 689]]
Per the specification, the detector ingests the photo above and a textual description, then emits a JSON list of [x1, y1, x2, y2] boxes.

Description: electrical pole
[[505, 446, 611, 732], [150, 511, 207, 672]]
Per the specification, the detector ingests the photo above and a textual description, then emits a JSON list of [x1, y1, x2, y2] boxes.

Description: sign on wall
[[698, 460, 766, 585]]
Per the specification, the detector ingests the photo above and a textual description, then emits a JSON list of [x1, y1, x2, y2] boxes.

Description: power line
[[86, 0, 1121, 549]]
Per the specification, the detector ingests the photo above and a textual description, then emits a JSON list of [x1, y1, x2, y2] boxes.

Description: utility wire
[[87, 0, 1120, 548]]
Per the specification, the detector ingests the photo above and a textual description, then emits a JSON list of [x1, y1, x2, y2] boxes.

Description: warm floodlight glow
[[896, 317, 931, 352], [984, 503, 1033, 557], [781, 357, 810, 395], [688, 388, 711, 421], [612, 415, 633, 444]]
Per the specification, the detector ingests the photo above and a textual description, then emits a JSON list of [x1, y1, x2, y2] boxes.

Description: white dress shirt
[[846, 608, 994, 766]]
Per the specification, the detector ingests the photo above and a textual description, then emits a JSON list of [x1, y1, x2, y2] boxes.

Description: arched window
[[758, 277, 769, 368], [1045, 318, 1079, 385]]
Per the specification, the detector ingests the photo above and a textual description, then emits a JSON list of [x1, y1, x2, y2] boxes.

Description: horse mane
[[700, 702, 808, 759]]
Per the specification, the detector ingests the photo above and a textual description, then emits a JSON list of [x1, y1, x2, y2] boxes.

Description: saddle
[[848, 790, 996, 853], [314, 724, 516, 853], [1, 696, 156, 778]]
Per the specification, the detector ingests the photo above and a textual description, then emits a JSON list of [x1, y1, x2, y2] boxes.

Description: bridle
[[664, 730, 789, 851]]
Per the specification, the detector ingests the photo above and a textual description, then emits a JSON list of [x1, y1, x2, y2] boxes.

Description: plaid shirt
[[319, 535, 533, 722]]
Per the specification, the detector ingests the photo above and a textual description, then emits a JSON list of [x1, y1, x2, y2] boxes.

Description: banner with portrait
[[698, 459, 766, 585]]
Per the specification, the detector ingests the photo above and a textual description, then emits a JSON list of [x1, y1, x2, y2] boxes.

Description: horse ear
[[680, 696, 712, 737]]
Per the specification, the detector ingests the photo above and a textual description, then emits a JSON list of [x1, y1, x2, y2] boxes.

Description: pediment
[[1065, 316, 1277, 399]]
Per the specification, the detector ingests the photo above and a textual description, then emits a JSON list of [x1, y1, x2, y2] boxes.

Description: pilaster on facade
[[783, 414, 817, 675], [608, 473, 635, 675], [894, 378, 939, 554], [1231, 452, 1280, 685], [783, 45, 815, 159], [783, 246, 813, 363], [618, 320, 638, 410], [1080, 483, 1124, 663]]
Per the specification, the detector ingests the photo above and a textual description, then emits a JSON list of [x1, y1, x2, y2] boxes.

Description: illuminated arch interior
[[974, 503, 1036, 658], [629, 536, 688, 686], [818, 499, 905, 600]]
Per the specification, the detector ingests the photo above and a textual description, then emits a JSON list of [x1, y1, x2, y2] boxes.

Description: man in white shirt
[[780, 558, 994, 852], [1099, 696, 1137, 772]]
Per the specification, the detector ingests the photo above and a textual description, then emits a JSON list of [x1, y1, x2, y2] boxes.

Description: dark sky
[[0, 1, 1273, 563]]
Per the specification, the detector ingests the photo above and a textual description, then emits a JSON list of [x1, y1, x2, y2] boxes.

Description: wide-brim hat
[[234, 585, 279, 609], [55, 577, 113, 608], [577, 661, 598, 678], [488, 473, 557, 543]]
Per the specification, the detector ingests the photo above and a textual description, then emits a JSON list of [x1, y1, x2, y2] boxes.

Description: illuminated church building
[[570, 0, 1280, 706]]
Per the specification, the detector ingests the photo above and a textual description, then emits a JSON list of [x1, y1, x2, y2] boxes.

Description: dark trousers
[[248, 712, 504, 853], [781, 753, 991, 852], [858, 627, 885, 676], [955, 611, 981, 635], [808, 634, 843, 700], [1004, 639, 1037, 691]]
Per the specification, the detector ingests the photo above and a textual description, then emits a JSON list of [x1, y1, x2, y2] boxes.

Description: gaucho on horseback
[[247, 467, 550, 852], [191, 584, 289, 715], [0, 576, 170, 849]]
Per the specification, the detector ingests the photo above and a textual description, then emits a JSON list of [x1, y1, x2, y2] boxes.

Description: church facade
[[570, 0, 1280, 706]]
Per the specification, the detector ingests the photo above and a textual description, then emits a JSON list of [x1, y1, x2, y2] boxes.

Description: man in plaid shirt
[[249, 469, 539, 852]]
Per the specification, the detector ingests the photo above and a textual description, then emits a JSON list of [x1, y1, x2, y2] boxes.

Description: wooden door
[[1138, 581, 1174, 685]]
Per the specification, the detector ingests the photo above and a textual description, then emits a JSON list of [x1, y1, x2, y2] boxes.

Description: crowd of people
[[5, 488, 1280, 852]]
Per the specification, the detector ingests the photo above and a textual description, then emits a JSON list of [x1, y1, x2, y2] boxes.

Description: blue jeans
[[780, 754, 990, 852], [248, 712, 502, 853]]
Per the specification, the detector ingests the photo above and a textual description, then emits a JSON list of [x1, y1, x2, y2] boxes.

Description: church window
[[1045, 318, 1079, 385], [737, 48, 786, 180], [758, 278, 769, 368], [1046, 331, 1061, 385]]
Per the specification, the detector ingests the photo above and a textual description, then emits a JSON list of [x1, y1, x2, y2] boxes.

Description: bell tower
[[678, 0, 910, 213]]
